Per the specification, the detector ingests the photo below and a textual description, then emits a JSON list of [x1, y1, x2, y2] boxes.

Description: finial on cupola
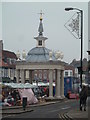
[[38, 10, 44, 36]]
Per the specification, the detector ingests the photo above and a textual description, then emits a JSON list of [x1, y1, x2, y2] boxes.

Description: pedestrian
[[7, 92, 14, 105], [79, 83, 88, 111], [11, 90, 17, 105]]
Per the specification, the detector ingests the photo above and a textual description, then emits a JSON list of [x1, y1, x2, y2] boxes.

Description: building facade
[[0, 40, 17, 82], [64, 65, 74, 77]]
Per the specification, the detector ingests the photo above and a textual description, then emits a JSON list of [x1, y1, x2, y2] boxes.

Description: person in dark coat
[[79, 83, 88, 111]]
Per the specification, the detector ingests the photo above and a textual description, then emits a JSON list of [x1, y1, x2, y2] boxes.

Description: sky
[[0, 0, 89, 63]]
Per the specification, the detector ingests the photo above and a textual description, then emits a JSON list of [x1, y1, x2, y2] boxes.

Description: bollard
[[22, 97, 27, 110]]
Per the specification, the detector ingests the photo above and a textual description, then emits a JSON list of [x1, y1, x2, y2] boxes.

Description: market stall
[[1, 83, 38, 106]]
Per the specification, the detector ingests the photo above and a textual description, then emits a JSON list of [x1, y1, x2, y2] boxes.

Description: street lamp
[[65, 7, 83, 88], [87, 50, 90, 55]]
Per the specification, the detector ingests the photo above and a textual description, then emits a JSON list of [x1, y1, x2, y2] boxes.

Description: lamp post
[[65, 7, 83, 88]]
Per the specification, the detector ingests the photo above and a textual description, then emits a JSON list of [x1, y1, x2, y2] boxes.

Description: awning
[[33, 82, 55, 87], [3, 83, 37, 89]]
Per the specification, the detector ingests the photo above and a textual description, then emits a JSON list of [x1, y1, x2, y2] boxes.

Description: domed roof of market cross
[[26, 47, 58, 62]]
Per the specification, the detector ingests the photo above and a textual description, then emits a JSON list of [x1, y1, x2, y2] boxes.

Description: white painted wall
[[64, 70, 73, 77]]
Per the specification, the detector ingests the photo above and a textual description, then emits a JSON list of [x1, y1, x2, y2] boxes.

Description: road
[[3, 99, 79, 118], [2, 97, 90, 119]]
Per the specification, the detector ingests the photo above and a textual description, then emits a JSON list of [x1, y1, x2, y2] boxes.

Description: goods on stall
[[18, 88, 38, 105]]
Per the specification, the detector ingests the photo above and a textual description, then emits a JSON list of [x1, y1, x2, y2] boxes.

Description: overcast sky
[[0, 1, 89, 63]]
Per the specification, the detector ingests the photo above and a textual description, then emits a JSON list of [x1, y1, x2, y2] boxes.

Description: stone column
[[25, 70, 28, 81], [16, 69, 20, 83], [56, 69, 62, 99], [49, 69, 53, 98], [29, 70, 33, 84], [21, 69, 25, 83], [42, 70, 44, 81], [55, 69, 57, 97], [8, 68, 11, 78], [60, 70, 65, 98], [24, 70, 26, 82]]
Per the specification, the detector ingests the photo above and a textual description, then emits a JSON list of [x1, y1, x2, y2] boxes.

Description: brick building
[[0, 40, 17, 83]]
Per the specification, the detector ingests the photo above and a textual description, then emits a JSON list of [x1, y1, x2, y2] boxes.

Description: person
[[11, 90, 17, 105], [45, 87, 48, 97], [7, 92, 14, 105], [79, 83, 88, 111]]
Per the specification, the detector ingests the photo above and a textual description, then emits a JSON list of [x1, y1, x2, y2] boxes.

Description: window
[[4, 68, 8, 77], [10, 69, 15, 77], [11, 59, 16, 64], [65, 71, 68, 77], [3, 57, 7, 63], [70, 71, 73, 76], [38, 40, 42, 46]]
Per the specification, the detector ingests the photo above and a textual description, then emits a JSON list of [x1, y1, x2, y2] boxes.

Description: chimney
[[0, 40, 3, 50]]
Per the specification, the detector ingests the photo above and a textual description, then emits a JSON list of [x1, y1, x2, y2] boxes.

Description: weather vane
[[38, 10, 44, 20]]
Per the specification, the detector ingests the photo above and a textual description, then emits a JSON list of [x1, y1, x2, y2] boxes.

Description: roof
[[38, 20, 43, 36], [2, 50, 17, 59], [65, 65, 74, 70], [26, 47, 57, 62]]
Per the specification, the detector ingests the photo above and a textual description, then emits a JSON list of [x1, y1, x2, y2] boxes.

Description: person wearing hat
[[79, 83, 88, 111]]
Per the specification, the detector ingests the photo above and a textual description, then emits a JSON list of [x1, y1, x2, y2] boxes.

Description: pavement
[[67, 106, 88, 120], [67, 97, 89, 120], [1, 98, 89, 120]]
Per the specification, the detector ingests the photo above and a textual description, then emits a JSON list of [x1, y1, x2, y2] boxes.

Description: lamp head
[[65, 8, 74, 11]]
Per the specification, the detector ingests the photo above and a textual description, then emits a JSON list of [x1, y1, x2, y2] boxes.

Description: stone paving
[[67, 107, 88, 119]]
